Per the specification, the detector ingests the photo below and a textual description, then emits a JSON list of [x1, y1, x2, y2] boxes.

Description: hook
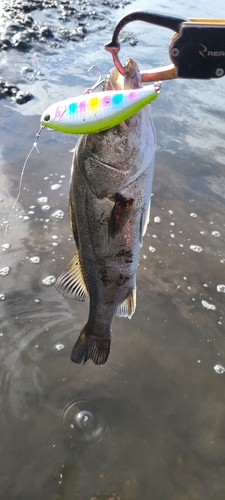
[[83, 65, 105, 94]]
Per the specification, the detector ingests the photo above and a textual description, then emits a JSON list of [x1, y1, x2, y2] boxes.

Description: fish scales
[[55, 59, 156, 365]]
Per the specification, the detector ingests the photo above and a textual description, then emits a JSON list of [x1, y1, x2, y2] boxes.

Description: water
[[0, 0, 225, 499]]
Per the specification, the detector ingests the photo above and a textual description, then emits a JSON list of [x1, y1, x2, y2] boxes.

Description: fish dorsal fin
[[117, 288, 136, 319], [55, 253, 88, 301], [140, 200, 151, 246]]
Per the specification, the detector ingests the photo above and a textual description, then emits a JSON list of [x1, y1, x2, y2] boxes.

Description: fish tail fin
[[71, 327, 111, 366]]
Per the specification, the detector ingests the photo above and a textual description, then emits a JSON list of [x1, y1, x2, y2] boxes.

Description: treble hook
[[83, 65, 105, 94]]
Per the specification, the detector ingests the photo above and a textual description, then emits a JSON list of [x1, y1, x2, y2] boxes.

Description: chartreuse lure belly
[[40, 82, 161, 134]]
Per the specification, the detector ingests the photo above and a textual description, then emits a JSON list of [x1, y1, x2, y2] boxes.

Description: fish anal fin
[[55, 253, 88, 301], [71, 327, 111, 365], [117, 287, 136, 319]]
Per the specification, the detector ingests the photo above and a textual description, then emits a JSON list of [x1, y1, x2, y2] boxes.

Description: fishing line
[[0, 125, 44, 262]]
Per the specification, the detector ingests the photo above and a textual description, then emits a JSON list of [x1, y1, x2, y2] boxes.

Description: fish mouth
[[102, 67, 124, 92], [102, 58, 141, 92]]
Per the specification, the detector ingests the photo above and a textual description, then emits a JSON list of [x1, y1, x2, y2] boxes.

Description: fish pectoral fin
[[140, 200, 151, 246], [55, 253, 88, 301], [116, 287, 136, 319], [68, 195, 79, 248]]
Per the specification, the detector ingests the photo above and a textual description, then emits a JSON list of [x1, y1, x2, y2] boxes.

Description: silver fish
[[55, 59, 156, 365]]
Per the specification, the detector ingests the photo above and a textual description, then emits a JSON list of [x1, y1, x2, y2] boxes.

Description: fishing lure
[[40, 82, 161, 134]]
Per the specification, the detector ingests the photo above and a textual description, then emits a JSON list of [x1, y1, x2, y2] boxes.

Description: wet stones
[[0, 81, 33, 104], [0, 0, 133, 103], [0, 0, 132, 55], [40, 27, 54, 39]]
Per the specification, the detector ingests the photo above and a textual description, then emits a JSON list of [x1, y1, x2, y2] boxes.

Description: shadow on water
[[0, 0, 225, 499]]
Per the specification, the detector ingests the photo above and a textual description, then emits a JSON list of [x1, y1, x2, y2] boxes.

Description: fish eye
[[44, 113, 50, 122]]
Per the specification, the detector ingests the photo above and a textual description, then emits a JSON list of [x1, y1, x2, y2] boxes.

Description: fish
[[40, 81, 160, 135], [55, 58, 157, 365]]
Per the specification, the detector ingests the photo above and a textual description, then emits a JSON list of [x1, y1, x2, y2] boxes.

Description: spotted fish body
[[55, 59, 157, 365], [40, 82, 160, 134]]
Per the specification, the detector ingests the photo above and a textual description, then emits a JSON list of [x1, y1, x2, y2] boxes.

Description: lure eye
[[44, 113, 50, 122]]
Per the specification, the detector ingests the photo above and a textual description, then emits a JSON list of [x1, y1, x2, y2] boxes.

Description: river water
[[0, 0, 225, 499]]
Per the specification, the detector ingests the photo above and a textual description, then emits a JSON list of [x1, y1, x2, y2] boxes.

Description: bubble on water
[[190, 213, 197, 218], [37, 197, 48, 204], [52, 235, 59, 240], [59, 398, 108, 448], [149, 246, 156, 253], [28, 210, 35, 215], [0, 198, 3, 202], [168, 210, 174, 215], [1, 243, 11, 250], [203, 284, 208, 288], [217, 284, 225, 293], [152, 234, 157, 239], [41, 205, 51, 212], [34, 298, 41, 303], [0, 267, 10, 276], [55, 343, 65, 351], [170, 233, 175, 238], [220, 259, 225, 264], [23, 215, 30, 221], [201, 300, 216, 311], [51, 184, 61, 191], [52, 242, 58, 247], [154, 216, 161, 224], [170, 222, 175, 226], [42, 275, 56, 286], [211, 231, 220, 238], [29, 256, 40, 264], [0, 293, 6, 301], [214, 364, 225, 374], [143, 255, 147, 259], [51, 210, 64, 220], [190, 245, 203, 253], [60, 175, 66, 179]]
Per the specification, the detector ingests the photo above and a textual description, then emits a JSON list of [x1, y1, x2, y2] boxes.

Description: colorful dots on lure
[[41, 82, 161, 135], [68, 102, 78, 114], [112, 93, 123, 105], [128, 91, 137, 99], [89, 96, 100, 109], [102, 95, 110, 106], [79, 101, 86, 112]]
